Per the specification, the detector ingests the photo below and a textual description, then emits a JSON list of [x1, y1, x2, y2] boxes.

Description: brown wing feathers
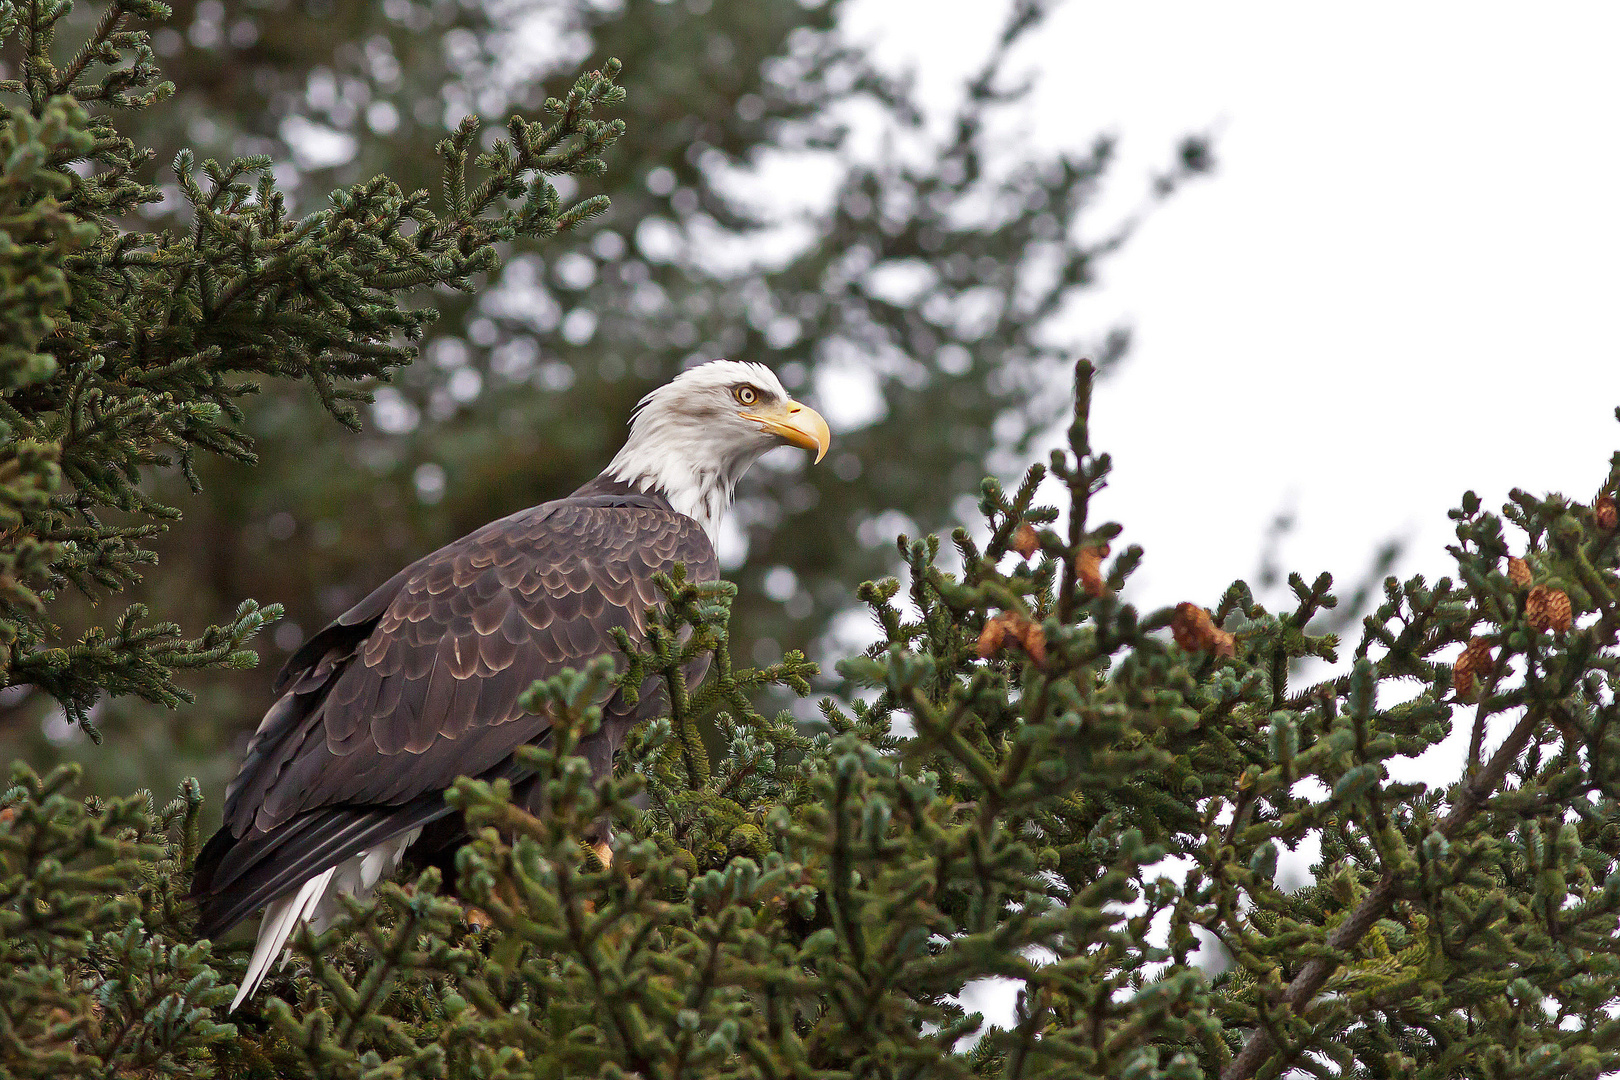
[[191, 495, 717, 939]]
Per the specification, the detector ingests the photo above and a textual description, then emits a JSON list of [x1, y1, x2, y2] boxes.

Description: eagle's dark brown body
[[193, 359, 828, 1010], [191, 481, 717, 940]]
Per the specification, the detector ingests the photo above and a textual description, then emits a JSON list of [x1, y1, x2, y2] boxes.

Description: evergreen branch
[[50, 1, 123, 96], [0, 3, 624, 732], [1221, 701, 1551, 1080], [1055, 359, 1098, 624]]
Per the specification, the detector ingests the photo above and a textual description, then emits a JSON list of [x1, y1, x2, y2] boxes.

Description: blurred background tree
[[0, 0, 1210, 800]]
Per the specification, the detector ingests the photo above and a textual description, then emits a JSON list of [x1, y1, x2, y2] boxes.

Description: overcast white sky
[[844, 0, 1620, 614]]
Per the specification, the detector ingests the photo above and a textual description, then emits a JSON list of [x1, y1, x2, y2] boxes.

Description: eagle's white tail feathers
[[228, 827, 422, 1012], [232, 865, 335, 1011]]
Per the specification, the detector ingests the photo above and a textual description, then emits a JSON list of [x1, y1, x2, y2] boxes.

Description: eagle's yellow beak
[[742, 399, 830, 463]]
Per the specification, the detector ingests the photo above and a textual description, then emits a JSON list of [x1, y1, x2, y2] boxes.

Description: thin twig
[[1055, 360, 1095, 624], [54, 3, 124, 94]]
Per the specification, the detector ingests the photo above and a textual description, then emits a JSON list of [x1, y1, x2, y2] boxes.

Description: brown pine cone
[[976, 616, 1009, 658], [1011, 523, 1040, 558], [1171, 603, 1212, 651], [1077, 543, 1110, 597], [1526, 584, 1573, 633], [1506, 556, 1532, 589], [1015, 619, 1047, 665], [977, 611, 1046, 665], [1597, 495, 1617, 531], [1172, 603, 1236, 658], [1452, 636, 1495, 698]]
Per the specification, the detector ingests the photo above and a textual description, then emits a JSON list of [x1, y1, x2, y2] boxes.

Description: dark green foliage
[[14, 360, 1620, 1076], [0, 0, 622, 737], [0, 761, 234, 1076]]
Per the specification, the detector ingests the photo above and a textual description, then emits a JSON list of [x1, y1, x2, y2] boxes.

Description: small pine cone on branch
[[1011, 523, 1040, 559], [1172, 602, 1236, 658], [1014, 618, 1047, 665], [1077, 543, 1110, 597], [1452, 636, 1495, 699], [976, 617, 1008, 658], [1597, 495, 1617, 531], [977, 611, 1046, 665], [1526, 584, 1573, 633], [1506, 556, 1532, 590]]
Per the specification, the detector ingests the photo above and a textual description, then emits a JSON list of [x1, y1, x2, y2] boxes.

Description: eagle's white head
[[604, 359, 831, 541]]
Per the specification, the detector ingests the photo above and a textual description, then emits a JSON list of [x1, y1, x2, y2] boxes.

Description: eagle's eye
[[733, 385, 760, 406]]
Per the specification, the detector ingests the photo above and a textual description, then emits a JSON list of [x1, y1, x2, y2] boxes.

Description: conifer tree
[[8, 3, 1620, 1079], [12, 357, 1620, 1077], [0, 0, 623, 741]]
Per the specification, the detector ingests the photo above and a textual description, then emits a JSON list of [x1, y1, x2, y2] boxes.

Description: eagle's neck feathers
[[601, 441, 746, 544], [594, 361, 797, 544]]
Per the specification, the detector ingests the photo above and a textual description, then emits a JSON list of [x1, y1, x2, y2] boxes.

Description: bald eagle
[[190, 360, 830, 1010]]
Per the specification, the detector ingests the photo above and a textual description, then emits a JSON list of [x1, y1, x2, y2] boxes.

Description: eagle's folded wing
[[190, 498, 715, 939]]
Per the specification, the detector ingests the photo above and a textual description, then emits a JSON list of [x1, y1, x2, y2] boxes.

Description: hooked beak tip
[[748, 400, 830, 463]]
